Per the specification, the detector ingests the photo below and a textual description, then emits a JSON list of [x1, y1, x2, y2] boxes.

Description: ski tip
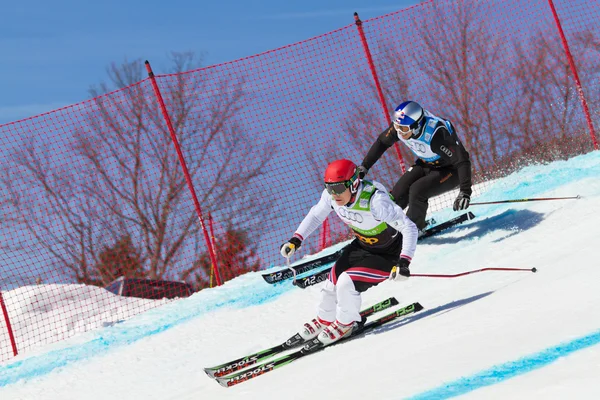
[[204, 369, 217, 379], [390, 297, 399, 306], [215, 377, 230, 388]]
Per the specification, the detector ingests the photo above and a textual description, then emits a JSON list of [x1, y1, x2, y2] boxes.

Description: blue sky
[[0, 0, 418, 125]]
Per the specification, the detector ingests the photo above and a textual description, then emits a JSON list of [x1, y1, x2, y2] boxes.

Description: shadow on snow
[[422, 209, 546, 245], [361, 291, 495, 338]]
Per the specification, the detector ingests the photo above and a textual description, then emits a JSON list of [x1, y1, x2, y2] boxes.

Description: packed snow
[[1, 151, 599, 400]]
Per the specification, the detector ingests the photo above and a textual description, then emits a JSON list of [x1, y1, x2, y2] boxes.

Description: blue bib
[[398, 111, 454, 162]]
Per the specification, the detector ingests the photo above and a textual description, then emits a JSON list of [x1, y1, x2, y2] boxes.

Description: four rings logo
[[337, 208, 364, 223], [408, 141, 427, 154], [440, 145, 453, 157], [355, 233, 379, 245]]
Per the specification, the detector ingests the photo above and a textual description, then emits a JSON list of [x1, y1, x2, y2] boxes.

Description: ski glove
[[453, 191, 471, 211], [389, 257, 410, 281], [280, 236, 302, 258], [356, 165, 368, 179]]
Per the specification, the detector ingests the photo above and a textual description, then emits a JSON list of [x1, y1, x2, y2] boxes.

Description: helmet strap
[[348, 170, 360, 194], [346, 178, 361, 206]]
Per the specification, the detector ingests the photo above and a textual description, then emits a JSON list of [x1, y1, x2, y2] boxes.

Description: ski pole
[[286, 256, 298, 284], [411, 267, 537, 278], [470, 195, 580, 206]]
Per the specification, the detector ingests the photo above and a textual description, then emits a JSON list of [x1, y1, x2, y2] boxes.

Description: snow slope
[[1, 151, 599, 400]]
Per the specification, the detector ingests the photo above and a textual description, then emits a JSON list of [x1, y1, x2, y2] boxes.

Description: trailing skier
[[358, 100, 473, 230]]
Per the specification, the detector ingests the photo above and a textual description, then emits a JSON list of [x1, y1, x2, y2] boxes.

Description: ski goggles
[[324, 181, 350, 195], [393, 121, 413, 134]]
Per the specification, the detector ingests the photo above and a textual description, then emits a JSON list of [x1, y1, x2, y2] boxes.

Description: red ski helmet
[[323, 159, 359, 195]]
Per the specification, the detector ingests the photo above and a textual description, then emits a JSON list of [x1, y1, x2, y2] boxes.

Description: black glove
[[356, 165, 368, 179], [280, 236, 302, 258], [389, 257, 410, 281], [453, 191, 471, 211]]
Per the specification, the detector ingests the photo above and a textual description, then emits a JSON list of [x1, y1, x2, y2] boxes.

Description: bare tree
[[345, 43, 414, 189], [186, 223, 262, 290], [408, 0, 513, 175], [306, 43, 414, 197], [300, 44, 415, 249], [349, 0, 598, 182], [1, 52, 276, 286], [321, 0, 511, 186], [505, 26, 599, 170]]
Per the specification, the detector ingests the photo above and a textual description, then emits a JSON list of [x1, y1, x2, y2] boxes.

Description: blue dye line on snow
[[408, 329, 600, 400]]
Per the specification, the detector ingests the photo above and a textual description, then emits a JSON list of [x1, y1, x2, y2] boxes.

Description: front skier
[[280, 159, 418, 346]]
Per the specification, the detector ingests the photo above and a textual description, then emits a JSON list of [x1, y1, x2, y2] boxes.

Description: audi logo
[[337, 208, 364, 223], [440, 145, 453, 157], [408, 141, 427, 154]]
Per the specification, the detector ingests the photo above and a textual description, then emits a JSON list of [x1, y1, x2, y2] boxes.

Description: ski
[[204, 296, 399, 379], [293, 212, 476, 289], [216, 301, 423, 387], [418, 211, 475, 239], [293, 268, 331, 289], [267, 212, 474, 287], [261, 249, 343, 284]]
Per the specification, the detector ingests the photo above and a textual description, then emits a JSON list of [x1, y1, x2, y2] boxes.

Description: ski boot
[[299, 317, 331, 341], [317, 320, 357, 346]]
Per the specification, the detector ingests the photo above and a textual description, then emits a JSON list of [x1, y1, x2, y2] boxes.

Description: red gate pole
[[354, 12, 407, 173], [145, 60, 222, 286], [0, 291, 18, 356], [547, 0, 598, 150]]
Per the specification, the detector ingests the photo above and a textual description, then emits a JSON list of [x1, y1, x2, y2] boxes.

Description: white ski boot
[[317, 320, 356, 346], [299, 317, 331, 341]]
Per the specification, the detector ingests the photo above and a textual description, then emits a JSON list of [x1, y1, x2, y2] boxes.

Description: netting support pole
[[208, 212, 222, 287], [354, 12, 407, 173], [319, 217, 330, 251], [145, 60, 222, 286], [547, 0, 598, 150], [0, 291, 18, 356]]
